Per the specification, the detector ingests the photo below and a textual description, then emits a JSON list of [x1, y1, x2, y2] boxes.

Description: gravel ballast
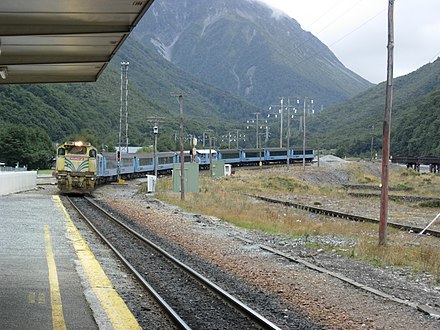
[[89, 172, 440, 330]]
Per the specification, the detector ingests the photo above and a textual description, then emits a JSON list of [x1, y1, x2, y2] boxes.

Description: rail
[[248, 194, 440, 238], [68, 196, 281, 330]]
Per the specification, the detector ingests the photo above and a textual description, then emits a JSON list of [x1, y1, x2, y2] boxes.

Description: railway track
[[248, 194, 440, 238], [67, 196, 281, 330]]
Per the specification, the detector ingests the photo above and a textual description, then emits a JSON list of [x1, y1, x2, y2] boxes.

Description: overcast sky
[[258, 0, 440, 83]]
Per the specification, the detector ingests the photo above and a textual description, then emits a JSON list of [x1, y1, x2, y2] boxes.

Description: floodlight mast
[[117, 61, 129, 181]]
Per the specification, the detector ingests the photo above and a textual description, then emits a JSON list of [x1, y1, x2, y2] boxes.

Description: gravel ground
[[89, 168, 440, 330], [35, 169, 440, 329]]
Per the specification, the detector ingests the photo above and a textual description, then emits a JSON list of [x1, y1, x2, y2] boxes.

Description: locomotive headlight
[[74, 141, 83, 147], [0, 67, 7, 79]]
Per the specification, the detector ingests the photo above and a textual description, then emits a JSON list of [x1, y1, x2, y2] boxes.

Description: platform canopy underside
[[0, 0, 154, 84]]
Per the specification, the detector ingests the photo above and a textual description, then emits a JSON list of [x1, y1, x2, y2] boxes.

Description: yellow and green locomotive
[[55, 141, 97, 194]]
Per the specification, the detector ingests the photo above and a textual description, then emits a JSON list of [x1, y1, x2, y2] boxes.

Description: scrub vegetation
[[152, 162, 440, 282]]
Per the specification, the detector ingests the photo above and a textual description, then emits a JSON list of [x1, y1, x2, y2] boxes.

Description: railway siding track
[[248, 194, 440, 238], [348, 192, 440, 203], [67, 196, 282, 330], [343, 184, 440, 203], [235, 236, 440, 318]]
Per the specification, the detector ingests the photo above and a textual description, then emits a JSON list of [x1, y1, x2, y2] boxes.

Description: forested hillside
[[307, 58, 440, 157], [0, 36, 260, 168]]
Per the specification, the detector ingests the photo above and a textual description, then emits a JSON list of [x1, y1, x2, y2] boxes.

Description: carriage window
[[89, 149, 96, 158], [58, 148, 65, 156]]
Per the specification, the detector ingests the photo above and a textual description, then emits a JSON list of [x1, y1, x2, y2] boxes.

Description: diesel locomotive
[[55, 141, 97, 194]]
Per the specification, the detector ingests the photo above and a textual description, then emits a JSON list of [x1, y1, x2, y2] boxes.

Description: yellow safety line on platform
[[53, 196, 140, 330], [44, 224, 67, 330]]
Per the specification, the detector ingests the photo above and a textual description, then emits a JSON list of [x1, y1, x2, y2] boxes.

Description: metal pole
[[117, 63, 126, 181], [153, 125, 158, 178], [286, 97, 291, 168], [379, 0, 395, 246], [236, 129, 239, 149], [209, 133, 213, 177], [279, 98, 283, 148], [178, 96, 185, 201], [255, 113, 262, 166], [303, 97, 307, 171], [256, 113, 259, 149], [318, 148, 320, 167], [171, 92, 189, 201], [123, 62, 129, 152]]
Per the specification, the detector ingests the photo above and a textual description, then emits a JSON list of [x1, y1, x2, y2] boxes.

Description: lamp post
[[153, 125, 158, 178]]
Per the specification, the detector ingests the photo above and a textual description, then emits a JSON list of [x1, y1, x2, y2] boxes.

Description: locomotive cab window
[[89, 149, 97, 158], [67, 146, 86, 155], [58, 148, 65, 156]]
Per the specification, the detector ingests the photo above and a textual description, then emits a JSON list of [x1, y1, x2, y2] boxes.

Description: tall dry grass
[[151, 165, 440, 282]]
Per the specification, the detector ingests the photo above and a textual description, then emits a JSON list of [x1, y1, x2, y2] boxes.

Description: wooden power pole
[[379, 0, 395, 246], [171, 92, 189, 201]]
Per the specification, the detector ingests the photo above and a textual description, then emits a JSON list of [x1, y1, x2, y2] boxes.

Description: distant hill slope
[[134, 0, 372, 109], [308, 58, 440, 156]]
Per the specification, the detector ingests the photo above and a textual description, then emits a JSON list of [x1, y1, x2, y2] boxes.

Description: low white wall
[[0, 171, 37, 196]]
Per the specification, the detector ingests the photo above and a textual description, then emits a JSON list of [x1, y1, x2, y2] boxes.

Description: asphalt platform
[[0, 189, 140, 329]]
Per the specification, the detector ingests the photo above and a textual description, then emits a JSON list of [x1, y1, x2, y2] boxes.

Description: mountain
[[4, 0, 439, 161], [133, 0, 372, 109], [308, 58, 440, 157]]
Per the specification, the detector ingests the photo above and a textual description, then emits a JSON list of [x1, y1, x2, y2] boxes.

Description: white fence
[[0, 171, 37, 196]]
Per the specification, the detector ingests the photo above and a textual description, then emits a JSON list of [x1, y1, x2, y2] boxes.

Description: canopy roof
[[0, 0, 155, 84]]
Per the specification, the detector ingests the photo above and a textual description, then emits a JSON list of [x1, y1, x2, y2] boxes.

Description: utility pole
[[300, 97, 313, 170], [246, 113, 261, 149], [208, 131, 213, 177], [171, 92, 189, 201], [379, 0, 395, 246], [279, 98, 284, 148], [256, 112, 260, 149], [286, 97, 291, 168], [236, 129, 240, 149], [256, 112, 262, 166], [302, 97, 307, 171], [246, 113, 263, 166]]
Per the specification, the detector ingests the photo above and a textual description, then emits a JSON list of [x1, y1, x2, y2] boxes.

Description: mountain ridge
[[134, 0, 372, 109], [308, 57, 440, 156]]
